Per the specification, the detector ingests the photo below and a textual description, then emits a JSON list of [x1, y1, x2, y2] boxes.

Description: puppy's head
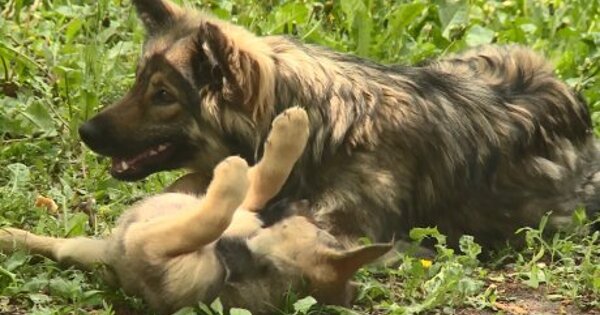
[[79, 0, 276, 181], [250, 200, 392, 307]]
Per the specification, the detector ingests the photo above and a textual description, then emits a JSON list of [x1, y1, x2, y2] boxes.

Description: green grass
[[1, 0, 599, 314]]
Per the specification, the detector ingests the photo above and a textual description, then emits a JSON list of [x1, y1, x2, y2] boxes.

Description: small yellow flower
[[420, 259, 433, 269]]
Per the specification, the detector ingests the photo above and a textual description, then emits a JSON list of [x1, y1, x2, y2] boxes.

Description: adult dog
[[78, 0, 600, 249], [1, 108, 391, 314]]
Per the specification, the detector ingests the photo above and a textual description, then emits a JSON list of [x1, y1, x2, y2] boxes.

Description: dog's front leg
[[0, 227, 109, 271]]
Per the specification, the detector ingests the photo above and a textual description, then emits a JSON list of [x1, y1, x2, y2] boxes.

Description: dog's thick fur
[[1, 108, 391, 314], [78, 0, 600, 250]]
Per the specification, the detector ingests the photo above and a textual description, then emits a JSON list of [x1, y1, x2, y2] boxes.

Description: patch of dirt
[[456, 273, 600, 315]]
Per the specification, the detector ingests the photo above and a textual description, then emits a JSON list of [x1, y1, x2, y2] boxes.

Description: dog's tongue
[[111, 143, 171, 174]]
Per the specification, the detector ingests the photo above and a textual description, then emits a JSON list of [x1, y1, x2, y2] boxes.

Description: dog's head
[[79, 0, 277, 181]]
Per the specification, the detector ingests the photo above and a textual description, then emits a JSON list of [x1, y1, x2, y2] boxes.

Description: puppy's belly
[[123, 193, 203, 223]]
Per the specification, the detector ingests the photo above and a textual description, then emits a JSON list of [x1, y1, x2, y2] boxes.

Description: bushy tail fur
[[429, 45, 599, 231], [428, 45, 592, 143], [578, 140, 600, 221]]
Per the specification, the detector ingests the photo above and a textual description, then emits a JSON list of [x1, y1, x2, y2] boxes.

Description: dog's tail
[[577, 140, 600, 226], [430, 46, 599, 227], [429, 45, 592, 142]]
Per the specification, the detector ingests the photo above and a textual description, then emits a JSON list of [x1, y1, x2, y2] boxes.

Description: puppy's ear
[[195, 21, 275, 121], [311, 242, 393, 306], [327, 243, 393, 279], [132, 0, 183, 35]]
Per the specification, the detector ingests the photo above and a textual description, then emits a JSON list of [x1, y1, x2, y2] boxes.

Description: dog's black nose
[[79, 121, 100, 145], [79, 120, 111, 154]]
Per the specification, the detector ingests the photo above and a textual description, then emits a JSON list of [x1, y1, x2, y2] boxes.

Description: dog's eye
[[153, 88, 175, 105]]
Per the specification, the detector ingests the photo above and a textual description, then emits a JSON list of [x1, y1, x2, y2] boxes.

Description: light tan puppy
[[1, 107, 391, 315]]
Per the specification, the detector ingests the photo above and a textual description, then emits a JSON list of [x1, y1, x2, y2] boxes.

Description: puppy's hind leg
[[135, 157, 250, 257], [0, 227, 108, 270], [241, 107, 310, 211]]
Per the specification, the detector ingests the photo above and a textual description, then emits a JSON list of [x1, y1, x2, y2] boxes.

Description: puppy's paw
[[209, 156, 250, 202], [0, 228, 27, 251], [265, 107, 310, 160]]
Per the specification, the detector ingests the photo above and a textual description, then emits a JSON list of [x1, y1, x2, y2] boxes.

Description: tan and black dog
[[2, 108, 391, 315], [78, 0, 600, 250]]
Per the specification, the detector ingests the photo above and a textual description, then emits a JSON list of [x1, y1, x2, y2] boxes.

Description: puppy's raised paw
[[209, 156, 250, 202], [265, 107, 310, 161]]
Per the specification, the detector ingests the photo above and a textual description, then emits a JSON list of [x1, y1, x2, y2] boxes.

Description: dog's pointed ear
[[195, 21, 276, 121], [327, 243, 393, 279], [132, 0, 183, 34]]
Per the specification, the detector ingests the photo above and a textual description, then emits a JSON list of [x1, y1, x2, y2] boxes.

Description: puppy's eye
[[153, 88, 175, 104]]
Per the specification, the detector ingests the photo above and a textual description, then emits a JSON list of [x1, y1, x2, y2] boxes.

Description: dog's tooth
[[158, 144, 167, 152], [121, 161, 129, 171], [149, 149, 158, 156]]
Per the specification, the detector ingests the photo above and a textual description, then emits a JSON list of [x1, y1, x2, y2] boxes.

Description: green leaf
[[49, 278, 80, 299], [172, 307, 198, 315], [322, 305, 362, 315], [458, 235, 482, 259], [3, 251, 28, 271], [409, 227, 442, 242], [522, 265, 546, 288], [340, 0, 365, 27], [210, 298, 224, 315], [229, 308, 252, 315], [65, 18, 84, 43], [65, 212, 89, 237], [27, 293, 52, 305], [271, 2, 310, 34], [293, 296, 317, 314], [465, 25, 495, 47], [355, 10, 372, 56], [436, 0, 469, 40], [22, 101, 55, 132], [7, 163, 30, 192], [0, 265, 16, 283], [389, 3, 427, 32], [21, 277, 49, 293]]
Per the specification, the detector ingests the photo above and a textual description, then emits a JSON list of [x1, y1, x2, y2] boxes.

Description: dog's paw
[[265, 107, 310, 160], [210, 156, 250, 201]]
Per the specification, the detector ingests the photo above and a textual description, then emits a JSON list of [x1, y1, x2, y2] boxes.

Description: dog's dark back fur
[[266, 41, 598, 248], [80, 0, 600, 251]]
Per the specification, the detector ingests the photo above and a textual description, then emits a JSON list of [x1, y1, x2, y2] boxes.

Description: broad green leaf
[[229, 308, 252, 315], [465, 25, 495, 47], [65, 212, 89, 237], [210, 298, 224, 315], [409, 227, 442, 242], [0, 265, 16, 283], [458, 235, 481, 259], [49, 277, 80, 299], [293, 296, 317, 314], [355, 10, 372, 56], [65, 18, 84, 43], [27, 293, 52, 305], [172, 307, 198, 315], [3, 251, 28, 272], [7, 163, 30, 192], [436, 0, 469, 40], [22, 101, 55, 132], [389, 3, 427, 33]]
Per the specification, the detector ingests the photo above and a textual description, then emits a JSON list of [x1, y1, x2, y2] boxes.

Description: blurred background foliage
[[0, 0, 598, 314]]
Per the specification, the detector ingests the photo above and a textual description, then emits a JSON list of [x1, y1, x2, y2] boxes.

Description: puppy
[[1, 108, 391, 315]]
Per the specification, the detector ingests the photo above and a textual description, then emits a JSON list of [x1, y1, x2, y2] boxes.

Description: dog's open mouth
[[110, 142, 176, 180]]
